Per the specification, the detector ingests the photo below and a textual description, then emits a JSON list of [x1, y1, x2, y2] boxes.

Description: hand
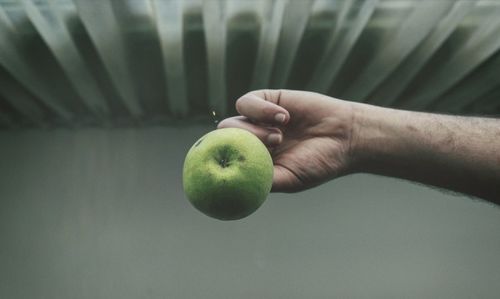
[[217, 89, 356, 192]]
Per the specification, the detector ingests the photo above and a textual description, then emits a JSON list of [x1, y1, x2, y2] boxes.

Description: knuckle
[[262, 89, 282, 104], [235, 97, 243, 111], [235, 95, 250, 112]]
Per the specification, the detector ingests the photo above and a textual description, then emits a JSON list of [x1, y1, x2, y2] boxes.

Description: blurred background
[[0, 0, 499, 298]]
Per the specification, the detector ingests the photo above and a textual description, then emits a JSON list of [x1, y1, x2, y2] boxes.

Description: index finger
[[235, 91, 290, 126]]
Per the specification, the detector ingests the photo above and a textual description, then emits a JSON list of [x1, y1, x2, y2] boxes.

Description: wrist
[[347, 102, 399, 174]]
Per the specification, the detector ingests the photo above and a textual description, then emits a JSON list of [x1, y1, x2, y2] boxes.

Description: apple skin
[[183, 128, 274, 220]]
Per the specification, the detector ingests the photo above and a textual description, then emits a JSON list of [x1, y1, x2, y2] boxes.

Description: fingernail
[[275, 113, 286, 124], [267, 133, 282, 145]]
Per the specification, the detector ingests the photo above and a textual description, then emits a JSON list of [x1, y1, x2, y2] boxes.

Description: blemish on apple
[[194, 137, 204, 147]]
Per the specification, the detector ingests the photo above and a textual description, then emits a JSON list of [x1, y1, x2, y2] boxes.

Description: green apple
[[183, 128, 274, 220]]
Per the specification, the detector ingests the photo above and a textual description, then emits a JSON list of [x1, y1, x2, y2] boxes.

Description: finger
[[235, 92, 290, 126], [271, 164, 302, 193], [217, 116, 283, 147]]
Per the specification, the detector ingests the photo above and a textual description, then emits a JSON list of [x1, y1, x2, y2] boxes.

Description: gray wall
[[0, 127, 499, 299]]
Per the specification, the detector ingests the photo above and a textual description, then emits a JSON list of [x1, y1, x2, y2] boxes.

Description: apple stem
[[219, 158, 229, 168]]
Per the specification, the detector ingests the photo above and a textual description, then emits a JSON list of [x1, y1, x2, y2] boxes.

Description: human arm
[[351, 103, 500, 203], [218, 89, 500, 204]]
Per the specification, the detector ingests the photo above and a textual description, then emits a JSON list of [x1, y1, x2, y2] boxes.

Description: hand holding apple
[[200, 89, 500, 203], [217, 89, 355, 192]]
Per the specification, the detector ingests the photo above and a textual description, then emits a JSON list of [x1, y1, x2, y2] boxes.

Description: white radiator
[[0, 0, 499, 128]]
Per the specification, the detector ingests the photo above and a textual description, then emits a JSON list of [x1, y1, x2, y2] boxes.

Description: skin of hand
[[217, 89, 357, 192], [218, 89, 500, 204]]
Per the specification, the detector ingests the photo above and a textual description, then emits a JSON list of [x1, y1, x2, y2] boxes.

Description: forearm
[[349, 103, 500, 203]]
